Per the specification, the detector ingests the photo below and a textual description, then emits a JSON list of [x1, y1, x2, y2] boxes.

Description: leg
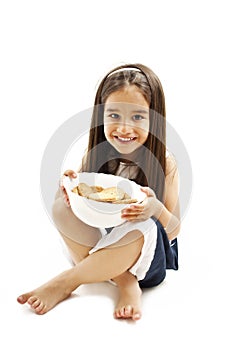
[[60, 230, 143, 321], [61, 229, 144, 320], [61, 233, 91, 264], [52, 195, 102, 248], [17, 230, 144, 316], [61, 231, 143, 321], [52, 194, 103, 263]]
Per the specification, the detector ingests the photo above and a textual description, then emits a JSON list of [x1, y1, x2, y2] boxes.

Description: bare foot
[[114, 277, 142, 321], [17, 272, 75, 315]]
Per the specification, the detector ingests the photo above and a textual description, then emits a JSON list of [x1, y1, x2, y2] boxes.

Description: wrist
[[153, 199, 164, 218], [157, 205, 180, 240]]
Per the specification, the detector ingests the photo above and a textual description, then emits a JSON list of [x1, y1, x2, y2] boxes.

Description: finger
[[64, 197, 70, 207], [63, 170, 77, 178], [122, 211, 143, 218], [122, 209, 142, 217], [60, 187, 67, 197], [129, 204, 144, 210], [124, 215, 143, 222], [124, 204, 144, 211], [140, 187, 154, 197], [122, 211, 144, 220], [122, 205, 144, 215]]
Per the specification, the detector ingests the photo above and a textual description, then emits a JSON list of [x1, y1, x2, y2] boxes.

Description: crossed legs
[[17, 196, 144, 320]]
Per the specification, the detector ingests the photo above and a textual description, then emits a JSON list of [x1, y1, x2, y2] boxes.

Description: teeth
[[117, 136, 134, 142]]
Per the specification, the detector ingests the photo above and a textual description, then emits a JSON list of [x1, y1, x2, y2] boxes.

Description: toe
[[31, 299, 41, 309], [115, 307, 125, 319], [132, 309, 141, 321], [17, 295, 26, 304], [119, 307, 126, 318], [124, 305, 133, 318], [114, 309, 121, 319], [28, 296, 38, 306], [17, 293, 32, 304], [35, 302, 46, 315]]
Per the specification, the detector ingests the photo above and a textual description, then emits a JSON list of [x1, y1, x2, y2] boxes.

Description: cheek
[[104, 124, 112, 139], [138, 123, 149, 142], [141, 132, 149, 144]]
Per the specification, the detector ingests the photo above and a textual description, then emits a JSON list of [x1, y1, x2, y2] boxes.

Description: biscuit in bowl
[[63, 172, 146, 228], [72, 183, 137, 204]]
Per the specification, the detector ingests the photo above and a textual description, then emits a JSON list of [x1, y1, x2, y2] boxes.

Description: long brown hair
[[82, 63, 166, 202]]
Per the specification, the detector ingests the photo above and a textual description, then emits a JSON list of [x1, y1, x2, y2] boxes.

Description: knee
[[110, 230, 144, 248], [127, 230, 144, 245], [52, 197, 69, 229]]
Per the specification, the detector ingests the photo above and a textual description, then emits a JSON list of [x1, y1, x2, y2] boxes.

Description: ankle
[[114, 276, 141, 297], [57, 268, 81, 294], [113, 272, 137, 288]]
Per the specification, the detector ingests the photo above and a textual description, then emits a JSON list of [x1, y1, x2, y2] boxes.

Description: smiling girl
[[17, 64, 180, 321]]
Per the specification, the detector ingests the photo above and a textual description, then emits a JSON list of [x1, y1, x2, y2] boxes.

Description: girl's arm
[[157, 163, 180, 241], [57, 150, 87, 206], [121, 155, 181, 241]]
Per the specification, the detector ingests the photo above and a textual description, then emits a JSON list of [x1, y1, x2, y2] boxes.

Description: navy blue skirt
[[139, 220, 178, 289], [105, 219, 178, 289]]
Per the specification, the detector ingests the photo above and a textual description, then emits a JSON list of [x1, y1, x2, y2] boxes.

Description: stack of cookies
[[72, 183, 137, 204]]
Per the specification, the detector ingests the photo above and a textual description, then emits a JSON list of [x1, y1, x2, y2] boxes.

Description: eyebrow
[[105, 108, 149, 114]]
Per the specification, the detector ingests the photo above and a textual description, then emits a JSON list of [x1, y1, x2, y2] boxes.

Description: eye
[[109, 113, 120, 119], [133, 114, 144, 121]]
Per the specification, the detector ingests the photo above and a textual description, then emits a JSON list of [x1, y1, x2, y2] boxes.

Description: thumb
[[140, 187, 154, 197]]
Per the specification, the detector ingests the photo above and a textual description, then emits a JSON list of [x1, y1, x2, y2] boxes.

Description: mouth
[[114, 136, 137, 143]]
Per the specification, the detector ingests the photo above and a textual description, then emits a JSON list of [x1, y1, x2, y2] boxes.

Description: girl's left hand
[[121, 187, 163, 222]]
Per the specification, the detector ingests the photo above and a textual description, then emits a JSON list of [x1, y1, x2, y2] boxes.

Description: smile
[[114, 136, 137, 143]]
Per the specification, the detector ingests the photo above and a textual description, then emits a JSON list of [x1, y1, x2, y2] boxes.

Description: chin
[[119, 148, 142, 160]]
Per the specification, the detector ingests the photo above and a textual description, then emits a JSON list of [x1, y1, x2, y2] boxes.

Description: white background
[[1, 1, 232, 349]]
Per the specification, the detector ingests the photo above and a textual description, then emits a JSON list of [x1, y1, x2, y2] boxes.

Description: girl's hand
[[121, 187, 163, 222], [60, 170, 77, 207]]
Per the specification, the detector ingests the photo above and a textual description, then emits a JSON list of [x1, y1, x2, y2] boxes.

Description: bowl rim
[[62, 172, 146, 228]]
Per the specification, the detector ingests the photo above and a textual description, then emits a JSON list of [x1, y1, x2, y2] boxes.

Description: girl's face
[[103, 85, 150, 157]]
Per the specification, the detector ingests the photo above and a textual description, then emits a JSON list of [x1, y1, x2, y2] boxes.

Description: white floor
[[2, 207, 232, 350]]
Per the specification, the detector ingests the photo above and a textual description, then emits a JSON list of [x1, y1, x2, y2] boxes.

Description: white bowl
[[63, 172, 146, 228]]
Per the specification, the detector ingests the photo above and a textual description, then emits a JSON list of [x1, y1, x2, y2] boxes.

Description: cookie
[[88, 187, 125, 202], [76, 183, 93, 197], [72, 182, 137, 204], [112, 198, 137, 204], [90, 185, 104, 192]]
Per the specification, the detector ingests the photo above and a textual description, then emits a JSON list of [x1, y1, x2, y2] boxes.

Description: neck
[[119, 147, 144, 164]]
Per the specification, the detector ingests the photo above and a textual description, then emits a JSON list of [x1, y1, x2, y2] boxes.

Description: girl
[[17, 63, 180, 321]]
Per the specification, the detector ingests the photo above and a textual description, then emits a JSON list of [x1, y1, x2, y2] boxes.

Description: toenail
[[134, 313, 140, 319]]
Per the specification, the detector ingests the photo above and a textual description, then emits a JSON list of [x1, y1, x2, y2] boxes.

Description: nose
[[116, 121, 133, 134]]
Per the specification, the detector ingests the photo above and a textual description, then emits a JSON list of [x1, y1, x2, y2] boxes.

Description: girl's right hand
[[60, 170, 77, 207]]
